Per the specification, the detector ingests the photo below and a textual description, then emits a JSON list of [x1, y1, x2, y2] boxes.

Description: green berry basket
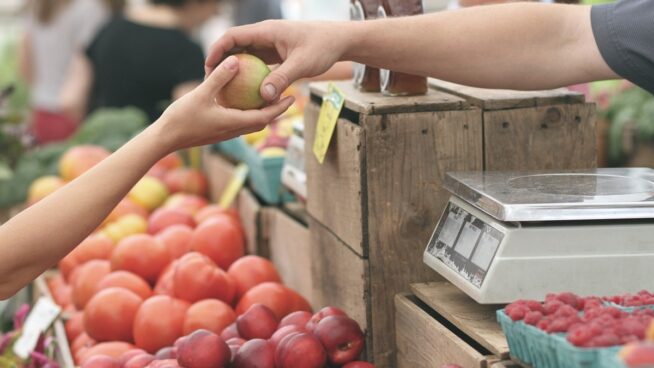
[[498, 310, 623, 368], [599, 347, 627, 368], [242, 143, 294, 205], [212, 137, 249, 162]]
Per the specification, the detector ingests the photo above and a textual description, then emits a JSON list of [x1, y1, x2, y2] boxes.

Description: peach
[[313, 315, 365, 365], [104, 198, 148, 226], [175, 329, 231, 368], [237, 304, 278, 340], [227, 255, 281, 300], [183, 299, 236, 335], [97, 271, 153, 300], [221, 322, 240, 341], [306, 306, 347, 333], [118, 349, 148, 366], [84, 287, 143, 342], [274, 333, 326, 368], [163, 193, 208, 215], [111, 234, 170, 284], [124, 354, 155, 368], [145, 359, 181, 368], [217, 54, 271, 110], [279, 311, 312, 329], [72, 260, 111, 309], [148, 208, 195, 235], [81, 355, 120, 368], [233, 339, 274, 368], [621, 342, 654, 366], [173, 252, 236, 304], [59, 145, 110, 181], [27, 176, 66, 205]]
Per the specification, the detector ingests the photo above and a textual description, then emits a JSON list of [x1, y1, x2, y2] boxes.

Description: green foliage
[[600, 86, 654, 165], [0, 107, 148, 208]]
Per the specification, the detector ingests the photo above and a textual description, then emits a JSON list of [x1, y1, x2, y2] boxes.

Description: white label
[[454, 222, 481, 259], [437, 212, 463, 248], [471, 231, 501, 271], [13, 297, 61, 359]]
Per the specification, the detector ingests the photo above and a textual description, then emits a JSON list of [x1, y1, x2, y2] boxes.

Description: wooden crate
[[268, 207, 314, 307], [429, 79, 597, 170], [396, 281, 522, 368], [202, 147, 237, 203], [304, 80, 596, 367]]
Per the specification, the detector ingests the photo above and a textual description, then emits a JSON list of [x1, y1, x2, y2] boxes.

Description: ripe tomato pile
[[41, 150, 375, 368], [505, 292, 654, 349]]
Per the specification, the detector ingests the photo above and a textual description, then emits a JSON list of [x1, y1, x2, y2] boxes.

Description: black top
[[591, 0, 654, 95], [86, 17, 205, 121]]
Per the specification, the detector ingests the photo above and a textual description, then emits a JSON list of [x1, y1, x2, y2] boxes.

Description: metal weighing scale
[[423, 168, 654, 304]]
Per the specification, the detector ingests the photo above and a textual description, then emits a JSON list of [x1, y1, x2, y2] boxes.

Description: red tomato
[[111, 234, 170, 284], [84, 288, 143, 342], [190, 215, 244, 270], [132, 296, 189, 353]]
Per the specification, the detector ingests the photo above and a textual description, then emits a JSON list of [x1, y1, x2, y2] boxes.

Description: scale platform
[[423, 168, 654, 304]]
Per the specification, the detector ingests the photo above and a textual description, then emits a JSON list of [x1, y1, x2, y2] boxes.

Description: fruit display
[[30, 147, 374, 368], [0, 304, 61, 367]]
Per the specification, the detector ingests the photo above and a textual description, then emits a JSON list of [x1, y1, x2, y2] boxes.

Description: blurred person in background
[[233, 0, 282, 26], [19, 0, 111, 144], [61, 0, 219, 123]]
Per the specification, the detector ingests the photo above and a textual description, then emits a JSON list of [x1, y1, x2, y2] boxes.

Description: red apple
[[175, 329, 230, 368], [217, 54, 271, 110], [237, 304, 278, 340], [306, 306, 347, 332], [343, 362, 376, 368], [233, 339, 274, 368], [221, 322, 240, 341], [124, 354, 155, 368], [313, 315, 365, 365], [274, 333, 326, 368], [268, 325, 306, 350], [279, 311, 312, 329]]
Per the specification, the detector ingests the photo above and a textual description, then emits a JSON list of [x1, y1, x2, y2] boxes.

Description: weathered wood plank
[[308, 216, 369, 346], [395, 294, 487, 368], [236, 188, 271, 256], [268, 208, 314, 307], [304, 103, 366, 257], [310, 81, 467, 115], [364, 108, 483, 367], [484, 103, 597, 170], [429, 79, 585, 111], [411, 281, 509, 359]]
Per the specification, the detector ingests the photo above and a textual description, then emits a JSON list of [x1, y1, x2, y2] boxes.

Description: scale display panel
[[426, 201, 504, 288]]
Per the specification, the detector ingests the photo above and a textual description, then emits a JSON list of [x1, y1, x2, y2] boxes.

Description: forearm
[[344, 3, 614, 90], [0, 123, 169, 299]]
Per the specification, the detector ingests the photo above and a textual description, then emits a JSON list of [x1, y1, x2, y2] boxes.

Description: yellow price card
[[218, 163, 249, 209], [313, 83, 345, 164]]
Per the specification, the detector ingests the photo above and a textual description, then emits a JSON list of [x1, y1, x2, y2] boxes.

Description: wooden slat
[[202, 148, 237, 203], [429, 79, 585, 111], [236, 188, 267, 256], [310, 81, 467, 115], [364, 108, 483, 367], [395, 294, 487, 368], [268, 208, 314, 307], [411, 281, 509, 359], [484, 103, 597, 170], [308, 216, 369, 342], [304, 103, 366, 257]]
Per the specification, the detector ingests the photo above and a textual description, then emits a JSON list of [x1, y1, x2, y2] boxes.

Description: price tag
[[312, 83, 345, 164], [218, 163, 249, 209], [13, 297, 61, 359]]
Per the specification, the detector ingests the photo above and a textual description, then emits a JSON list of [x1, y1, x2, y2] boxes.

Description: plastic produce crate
[[497, 310, 622, 368]]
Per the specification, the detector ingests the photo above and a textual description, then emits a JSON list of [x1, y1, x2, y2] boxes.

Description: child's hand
[[154, 55, 295, 153]]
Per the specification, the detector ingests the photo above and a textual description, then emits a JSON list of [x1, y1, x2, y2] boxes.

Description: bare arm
[[60, 53, 93, 120], [206, 3, 616, 101], [0, 56, 294, 299]]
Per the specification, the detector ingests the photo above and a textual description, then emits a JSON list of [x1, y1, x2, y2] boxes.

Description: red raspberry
[[547, 315, 581, 334], [620, 335, 640, 345], [524, 300, 545, 313], [556, 292, 581, 309], [567, 324, 601, 347], [524, 311, 544, 326], [537, 318, 550, 332], [602, 307, 626, 319], [581, 298, 603, 311], [554, 305, 579, 318], [507, 304, 529, 321], [543, 300, 565, 315]]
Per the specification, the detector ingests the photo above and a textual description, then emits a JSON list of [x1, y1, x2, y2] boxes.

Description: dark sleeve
[[591, 0, 654, 94], [173, 41, 205, 86]]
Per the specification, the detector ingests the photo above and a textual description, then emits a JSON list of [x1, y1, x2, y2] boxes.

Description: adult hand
[[156, 55, 295, 153], [205, 20, 348, 102]]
